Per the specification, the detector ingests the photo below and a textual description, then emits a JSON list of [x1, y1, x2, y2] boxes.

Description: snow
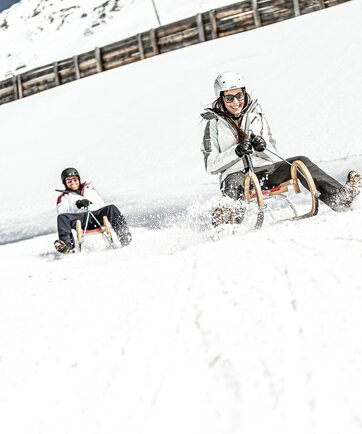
[[1, 1, 362, 433], [0, 0, 234, 78]]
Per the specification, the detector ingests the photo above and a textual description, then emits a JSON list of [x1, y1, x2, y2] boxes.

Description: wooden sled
[[212, 160, 319, 230], [75, 214, 116, 252]]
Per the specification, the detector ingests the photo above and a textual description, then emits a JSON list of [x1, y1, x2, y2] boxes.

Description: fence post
[[196, 13, 206, 42], [73, 55, 81, 79], [54, 61, 60, 86], [150, 29, 159, 55], [95, 47, 103, 73], [17, 75, 23, 99], [209, 10, 218, 39], [137, 33, 145, 60], [252, 0, 261, 28], [318, 0, 325, 9], [292, 0, 301, 16], [12, 76, 18, 100]]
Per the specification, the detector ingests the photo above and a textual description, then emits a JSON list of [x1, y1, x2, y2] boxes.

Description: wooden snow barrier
[[0, 0, 350, 106]]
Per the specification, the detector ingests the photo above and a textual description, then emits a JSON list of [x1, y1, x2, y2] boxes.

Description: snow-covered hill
[[0, 0, 233, 78], [1, 1, 362, 433]]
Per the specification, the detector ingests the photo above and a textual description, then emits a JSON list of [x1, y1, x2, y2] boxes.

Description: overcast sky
[[0, 0, 20, 13]]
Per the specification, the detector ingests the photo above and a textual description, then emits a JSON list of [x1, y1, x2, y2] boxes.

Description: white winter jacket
[[201, 99, 279, 185], [56, 182, 105, 215]]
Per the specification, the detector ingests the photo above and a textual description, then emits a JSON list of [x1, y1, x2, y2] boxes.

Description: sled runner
[[75, 211, 116, 252], [213, 158, 319, 230]]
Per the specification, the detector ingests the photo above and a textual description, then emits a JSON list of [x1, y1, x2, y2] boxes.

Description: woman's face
[[65, 176, 80, 191], [223, 88, 245, 117]]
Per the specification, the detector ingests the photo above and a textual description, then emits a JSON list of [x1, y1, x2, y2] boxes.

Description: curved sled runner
[[243, 160, 319, 229]]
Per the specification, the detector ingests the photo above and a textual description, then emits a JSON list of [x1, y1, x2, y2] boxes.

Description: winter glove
[[250, 133, 267, 152], [235, 140, 253, 158], [76, 199, 91, 209]]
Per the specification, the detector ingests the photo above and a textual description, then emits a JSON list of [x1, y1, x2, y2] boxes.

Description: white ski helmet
[[214, 71, 245, 98]]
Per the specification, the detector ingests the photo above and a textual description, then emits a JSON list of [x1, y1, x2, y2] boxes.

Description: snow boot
[[114, 226, 132, 247], [332, 170, 361, 211], [212, 207, 244, 227], [54, 239, 72, 254]]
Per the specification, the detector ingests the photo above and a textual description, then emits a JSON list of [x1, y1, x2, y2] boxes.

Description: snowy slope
[[1, 1, 362, 434], [0, 0, 234, 78]]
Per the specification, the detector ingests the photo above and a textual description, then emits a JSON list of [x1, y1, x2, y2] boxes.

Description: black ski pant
[[57, 204, 128, 248], [222, 155, 343, 209]]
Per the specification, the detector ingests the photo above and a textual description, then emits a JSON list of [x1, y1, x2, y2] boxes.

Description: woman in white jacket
[[54, 167, 131, 253], [201, 71, 360, 217]]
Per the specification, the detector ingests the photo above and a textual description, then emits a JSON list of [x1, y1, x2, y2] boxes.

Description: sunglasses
[[223, 92, 245, 104], [65, 176, 79, 184]]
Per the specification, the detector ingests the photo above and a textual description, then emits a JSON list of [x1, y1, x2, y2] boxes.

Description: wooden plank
[[196, 13, 206, 42], [102, 42, 139, 60], [22, 73, 56, 89], [95, 47, 103, 73], [78, 58, 97, 71], [137, 33, 145, 60], [252, 0, 262, 27], [157, 28, 198, 46], [155, 16, 194, 37], [215, 3, 253, 19]]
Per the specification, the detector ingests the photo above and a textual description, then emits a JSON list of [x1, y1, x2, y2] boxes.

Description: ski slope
[[1, 1, 362, 434], [0, 0, 234, 78]]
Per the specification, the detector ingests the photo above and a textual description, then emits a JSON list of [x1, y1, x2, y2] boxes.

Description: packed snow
[[1, 1, 362, 434]]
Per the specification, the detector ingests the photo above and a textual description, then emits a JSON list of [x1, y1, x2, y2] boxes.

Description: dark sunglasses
[[223, 92, 245, 104]]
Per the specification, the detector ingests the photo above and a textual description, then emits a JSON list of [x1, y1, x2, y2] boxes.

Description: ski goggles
[[223, 92, 245, 104], [65, 176, 79, 184]]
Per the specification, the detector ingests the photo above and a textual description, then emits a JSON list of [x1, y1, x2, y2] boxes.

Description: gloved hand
[[235, 140, 253, 157], [250, 133, 267, 152], [76, 199, 91, 209]]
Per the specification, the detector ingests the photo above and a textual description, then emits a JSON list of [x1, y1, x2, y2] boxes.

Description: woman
[[54, 167, 131, 253], [201, 71, 360, 220]]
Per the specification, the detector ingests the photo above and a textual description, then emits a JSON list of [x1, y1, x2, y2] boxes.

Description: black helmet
[[61, 167, 80, 186]]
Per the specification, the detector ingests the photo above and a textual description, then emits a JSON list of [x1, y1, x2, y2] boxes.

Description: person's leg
[[92, 205, 132, 246], [212, 172, 245, 226], [259, 156, 348, 209], [221, 172, 244, 200], [57, 212, 86, 249]]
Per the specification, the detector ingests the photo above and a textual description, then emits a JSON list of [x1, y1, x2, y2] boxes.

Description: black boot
[[114, 225, 132, 247], [54, 239, 72, 254]]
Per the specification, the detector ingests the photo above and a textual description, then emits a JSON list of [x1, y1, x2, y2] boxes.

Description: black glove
[[250, 133, 267, 152], [76, 199, 91, 209], [235, 140, 253, 157]]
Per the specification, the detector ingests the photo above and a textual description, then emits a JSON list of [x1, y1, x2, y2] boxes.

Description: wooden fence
[[0, 0, 350, 106]]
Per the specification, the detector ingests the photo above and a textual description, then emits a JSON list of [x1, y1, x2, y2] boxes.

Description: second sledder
[[54, 167, 132, 254]]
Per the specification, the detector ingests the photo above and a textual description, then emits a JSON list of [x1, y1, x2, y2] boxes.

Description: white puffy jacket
[[201, 99, 279, 185], [56, 182, 105, 215]]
